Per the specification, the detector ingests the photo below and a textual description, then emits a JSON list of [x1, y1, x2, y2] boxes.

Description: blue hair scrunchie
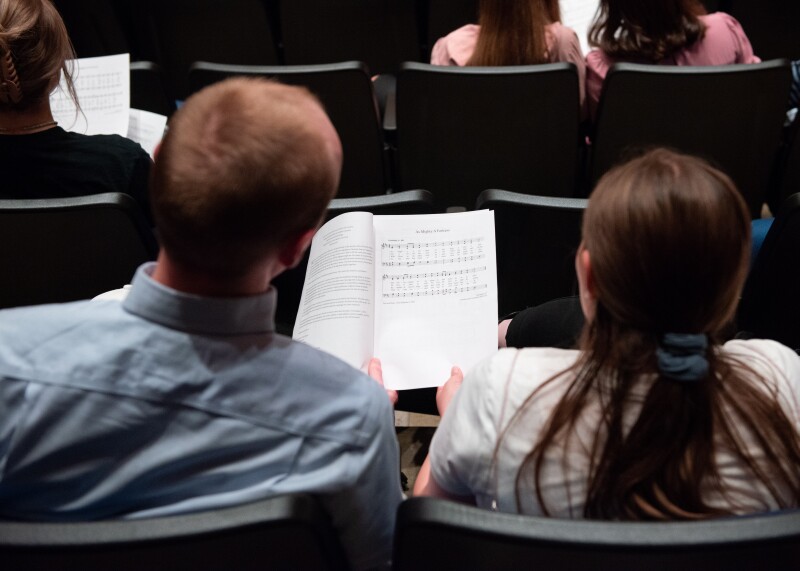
[[656, 333, 709, 382]]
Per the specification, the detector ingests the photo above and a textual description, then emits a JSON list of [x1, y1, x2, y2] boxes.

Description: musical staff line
[[381, 254, 485, 267], [381, 266, 486, 280], [382, 284, 488, 298], [380, 237, 484, 249]]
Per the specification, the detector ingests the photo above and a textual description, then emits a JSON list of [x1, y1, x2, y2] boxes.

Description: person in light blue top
[[0, 77, 402, 571]]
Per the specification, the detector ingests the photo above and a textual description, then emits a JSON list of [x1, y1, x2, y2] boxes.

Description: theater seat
[[394, 497, 800, 571], [0, 193, 158, 309], [0, 494, 347, 571], [589, 60, 792, 217], [476, 189, 586, 317], [737, 192, 800, 353], [188, 61, 389, 199], [394, 62, 582, 210]]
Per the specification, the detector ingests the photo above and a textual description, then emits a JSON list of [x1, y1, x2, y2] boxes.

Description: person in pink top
[[430, 0, 586, 106], [586, 0, 760, 118]]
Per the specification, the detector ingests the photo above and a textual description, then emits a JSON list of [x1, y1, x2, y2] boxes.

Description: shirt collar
[[122, 263, 277, 336]]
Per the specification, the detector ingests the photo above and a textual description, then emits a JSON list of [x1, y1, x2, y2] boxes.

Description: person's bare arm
[[498, 319, 512, 348], [412, 367, 475, 504]]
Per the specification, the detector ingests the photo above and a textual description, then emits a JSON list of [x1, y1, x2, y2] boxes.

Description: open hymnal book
[[293, 210, 498, 391]]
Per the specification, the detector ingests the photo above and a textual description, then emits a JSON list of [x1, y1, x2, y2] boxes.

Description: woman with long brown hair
[[586, 0, 759, 117], [431, 0, 585, 102], [0, 0, 151, 219], [415, 148, 800, 519]]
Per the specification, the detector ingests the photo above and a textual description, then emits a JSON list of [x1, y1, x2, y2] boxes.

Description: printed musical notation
[[382, 267, 486, 281], [380, 235, 489, 299], [382, 255, 484, 267], [381, 238, 483, 249], [50, 54, 130, 137], [380, 237, 486, 268], [382, 284, 488, 298]]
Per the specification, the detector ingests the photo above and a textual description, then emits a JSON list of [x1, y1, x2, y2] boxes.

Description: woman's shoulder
[[546, 21, 585, 65], [60, 130, 151, 163], [430, 24, 480, 66], [444, 23, 480, 39], [546, 21, 579, 44], [699, 12, 750, 44], [722, 338, 800, 374], [722, 338, 800, 420], [694, 12, 760, 64], [473, 347, 580, 401], [700, 12, 747, 35]]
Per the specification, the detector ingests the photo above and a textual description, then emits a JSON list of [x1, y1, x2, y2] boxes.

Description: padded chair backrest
[[0, 193, 158, 309], [273, 190, 436, 332], [772, 120, 800, 209], [279, 0, 421, 74], [141, 0, 280, 99], [726, 1, 800, 60], [0, 494, 347, 571], [396, 62, 581, 210], [476, 189, 586, 317], [426, 0, 479, 58], [130, 61, 176, 117], [394, 497, 800, 571], [590, 60, 792, 217], [53, 0, 131, 58], [737, 193, 800, 352], [188, 61, 387, 198]]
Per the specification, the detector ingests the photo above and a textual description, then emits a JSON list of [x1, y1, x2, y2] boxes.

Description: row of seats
[[2, 190, 798, 352], [57, 0, 470, 98], [2, 493, 799, 570], [178, 59, 795, 211], [59, 2, 800, 208], [55, 0, 800, 99]]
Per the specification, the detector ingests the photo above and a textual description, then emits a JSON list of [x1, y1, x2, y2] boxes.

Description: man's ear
[[579, 248, 595, 297], [277, 227, 317, 270]]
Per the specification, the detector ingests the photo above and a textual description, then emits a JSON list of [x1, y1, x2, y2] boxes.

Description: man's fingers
[[368, 358, 383, 383]]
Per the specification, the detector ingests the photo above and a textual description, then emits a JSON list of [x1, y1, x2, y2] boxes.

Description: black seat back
[[476, 189, 586, 316], [188, 61, 387, 198], [279, 0, 421, 74], [590, 60, 792, 217], [738, 193, 800, 352], [396, 62, 582, 210], [394, 497, 800, 571], [0, 193, 158, 309], [0, 494, 347, 571]]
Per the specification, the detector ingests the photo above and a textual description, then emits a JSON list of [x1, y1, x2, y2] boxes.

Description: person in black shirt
[[0, 0, 152, 221]]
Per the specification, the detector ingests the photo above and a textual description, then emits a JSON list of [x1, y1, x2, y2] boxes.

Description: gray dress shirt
[[0, 263, 402, 570]]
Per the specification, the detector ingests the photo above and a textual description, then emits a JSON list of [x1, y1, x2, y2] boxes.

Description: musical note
[[381, 284, 488, 298], [381, 267, 487, 281]]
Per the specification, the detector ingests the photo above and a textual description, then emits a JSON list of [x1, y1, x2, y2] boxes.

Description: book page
[[373, 210, 498, 390], [128, 108, 168, 158], [293, 212, 376, 371], [561, 0, 600, 55], [51, 53, 130, 136]]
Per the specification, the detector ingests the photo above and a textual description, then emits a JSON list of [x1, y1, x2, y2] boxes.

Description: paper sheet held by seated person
[[293, 210, 498, 390]]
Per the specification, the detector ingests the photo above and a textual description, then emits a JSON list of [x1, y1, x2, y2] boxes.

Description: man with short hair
[[0, 78, 402, 570]]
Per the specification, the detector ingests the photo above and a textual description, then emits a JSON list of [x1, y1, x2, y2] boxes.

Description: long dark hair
[[509, 149, 800, 519], [468, 0, 560, 66], [588, 0, 707, 62]]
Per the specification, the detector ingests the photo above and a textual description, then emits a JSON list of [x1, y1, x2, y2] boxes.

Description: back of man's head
[[150, 78, 342, 277]]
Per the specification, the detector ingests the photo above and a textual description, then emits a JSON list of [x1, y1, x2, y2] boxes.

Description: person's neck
[[151, 251, 282, 298], [0, 101, 57, 135]]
